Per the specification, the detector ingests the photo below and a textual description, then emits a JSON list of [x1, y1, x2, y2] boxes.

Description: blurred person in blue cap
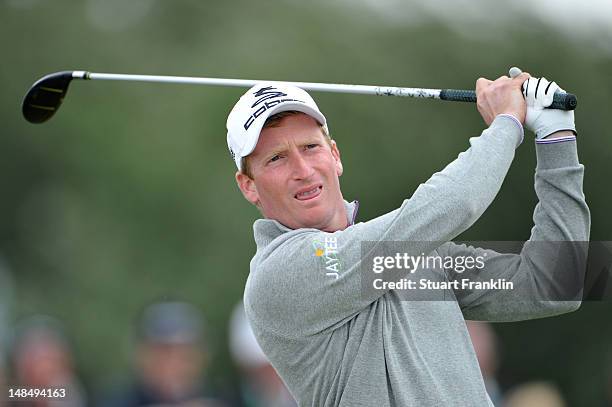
[[97, 301, 227, 407], [229, 302, 296, 407]]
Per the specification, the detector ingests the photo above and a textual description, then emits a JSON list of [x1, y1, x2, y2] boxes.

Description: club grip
[[439, 89, 577, 111]]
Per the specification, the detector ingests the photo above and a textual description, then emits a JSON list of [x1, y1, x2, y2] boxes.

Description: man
[[11, 315, 87, 407], [226, 71, 590, 406], [229, 301, 297, 407], [466, 321, 502, 405], [97, 302, 227, 407]]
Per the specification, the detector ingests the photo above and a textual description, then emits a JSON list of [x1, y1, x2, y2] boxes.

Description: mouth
[[295, 185, 323, 201]]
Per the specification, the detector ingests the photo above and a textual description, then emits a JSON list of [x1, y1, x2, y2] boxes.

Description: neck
[[321, 199, 349, 232]]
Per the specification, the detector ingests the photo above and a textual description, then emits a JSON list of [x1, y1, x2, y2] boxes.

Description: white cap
[[226, 82, 328, 171]]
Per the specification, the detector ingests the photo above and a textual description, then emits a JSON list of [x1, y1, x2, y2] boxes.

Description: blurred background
[[1, 0, 611, 405]]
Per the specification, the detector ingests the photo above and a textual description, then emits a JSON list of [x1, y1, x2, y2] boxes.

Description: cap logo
[[252, 86, 288, 107], [243, 86, 305, 130]]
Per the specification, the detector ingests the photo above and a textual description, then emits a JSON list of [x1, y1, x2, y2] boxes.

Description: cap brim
[[239, 102, 327, 163]]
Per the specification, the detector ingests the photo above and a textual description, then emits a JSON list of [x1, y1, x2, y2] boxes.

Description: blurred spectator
[[1, 344, 6, 407], [229, 302, 296, 407], [9, 315, 86, 407], [605, 358, 612, 407], [98, 301, 227, 407], [503, 381, 566, 407], [0, 257, 15, 346], [466, 321, 503, 406], [0, 257, 15, 407]]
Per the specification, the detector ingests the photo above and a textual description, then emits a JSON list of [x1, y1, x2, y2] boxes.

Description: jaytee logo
[[243, 86, 305, 130], [314, 236, 340, 279]]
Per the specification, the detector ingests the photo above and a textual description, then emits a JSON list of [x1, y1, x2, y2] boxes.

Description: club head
[[22, 71, 75, 124]]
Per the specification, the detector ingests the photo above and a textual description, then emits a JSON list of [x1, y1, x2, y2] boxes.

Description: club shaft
[[77, 71, 577, 110], [21, 70, 577, 125], [77, 71, 443, 100]]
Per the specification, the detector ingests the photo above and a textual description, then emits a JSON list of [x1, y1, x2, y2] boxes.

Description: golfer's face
[[243, 113, 345, 231]]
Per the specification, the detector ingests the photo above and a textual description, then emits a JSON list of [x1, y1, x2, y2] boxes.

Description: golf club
[[22, 69, 578, 124]]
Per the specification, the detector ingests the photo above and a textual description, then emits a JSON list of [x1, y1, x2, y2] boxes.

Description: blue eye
[[269, 155, 280, 163]]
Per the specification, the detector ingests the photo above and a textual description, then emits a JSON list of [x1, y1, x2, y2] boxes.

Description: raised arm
[[246, 74, 534, 338], [442, 76, 590, 321]]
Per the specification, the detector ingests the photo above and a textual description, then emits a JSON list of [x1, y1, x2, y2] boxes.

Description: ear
[[330, 140, 343, 176], [236, 171, 259, 206]]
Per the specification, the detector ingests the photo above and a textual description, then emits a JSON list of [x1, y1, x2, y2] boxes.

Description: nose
[[290, 151, 315, 180]]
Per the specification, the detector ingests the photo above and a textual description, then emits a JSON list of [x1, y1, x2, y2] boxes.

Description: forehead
[[252, 113, 324, 153]]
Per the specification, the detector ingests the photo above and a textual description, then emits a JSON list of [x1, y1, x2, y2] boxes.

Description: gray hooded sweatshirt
[[244, 116, 590, 406]]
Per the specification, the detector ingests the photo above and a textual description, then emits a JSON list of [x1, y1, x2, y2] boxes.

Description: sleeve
[[438, 139, 590, 321], [246, 116, 524, 338]]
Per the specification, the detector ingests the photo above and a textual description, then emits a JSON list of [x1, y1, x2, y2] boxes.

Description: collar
[[253, 200, 359, 248]]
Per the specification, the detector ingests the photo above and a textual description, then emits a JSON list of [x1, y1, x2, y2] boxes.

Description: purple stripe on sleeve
[[497, 114, 524, 145], [350, 200, 360, 225], [536, 135, 576, 144]]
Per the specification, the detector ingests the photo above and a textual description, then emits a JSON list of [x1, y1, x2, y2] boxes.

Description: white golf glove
[[522, 77, 576, 139]]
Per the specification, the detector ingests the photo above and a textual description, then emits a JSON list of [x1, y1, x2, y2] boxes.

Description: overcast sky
[[346, 0, 612, 53], [7, 0, 612, 53]]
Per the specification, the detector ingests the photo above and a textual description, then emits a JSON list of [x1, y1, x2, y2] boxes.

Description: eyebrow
[[258, 136, 323, 162], [265, 147, 286, 160], [251, 145, 285, 166]]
